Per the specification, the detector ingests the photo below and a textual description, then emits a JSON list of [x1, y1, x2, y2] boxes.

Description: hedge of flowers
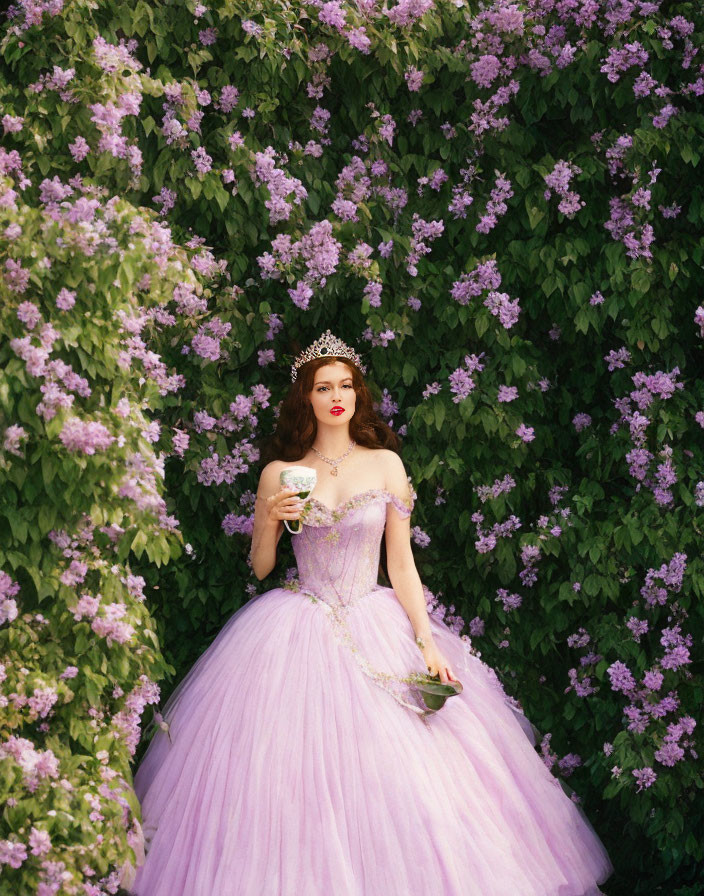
[[1, 0, 703, 892]]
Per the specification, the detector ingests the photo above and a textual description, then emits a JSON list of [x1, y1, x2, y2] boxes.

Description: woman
[[129, 330, 614, 895]]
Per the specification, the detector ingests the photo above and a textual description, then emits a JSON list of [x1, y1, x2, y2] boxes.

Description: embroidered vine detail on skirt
[[298, 585, 432, 724]]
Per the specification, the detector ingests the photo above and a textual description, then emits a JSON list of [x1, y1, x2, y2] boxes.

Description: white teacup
[[279, 466, 317, 535]]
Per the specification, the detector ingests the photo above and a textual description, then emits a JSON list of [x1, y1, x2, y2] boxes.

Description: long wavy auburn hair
[[257, 355, 402, 466]]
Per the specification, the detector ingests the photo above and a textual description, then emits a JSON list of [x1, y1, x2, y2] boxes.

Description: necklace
[[311, 439, 356, 476]]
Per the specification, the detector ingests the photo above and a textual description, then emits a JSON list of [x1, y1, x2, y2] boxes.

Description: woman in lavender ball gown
[[129, 331, 614, 895]]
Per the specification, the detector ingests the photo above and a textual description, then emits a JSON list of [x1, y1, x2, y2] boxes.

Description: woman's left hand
[[419, 638, 457, 684]]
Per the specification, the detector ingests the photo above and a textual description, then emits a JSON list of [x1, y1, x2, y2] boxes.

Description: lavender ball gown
[[129, 483, 614, 895]]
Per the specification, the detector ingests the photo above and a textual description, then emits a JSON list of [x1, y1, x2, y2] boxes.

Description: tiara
[[290, 329, 367, 382]]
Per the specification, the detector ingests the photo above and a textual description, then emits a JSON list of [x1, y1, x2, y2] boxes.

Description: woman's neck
[[310, 427, 354, 459]]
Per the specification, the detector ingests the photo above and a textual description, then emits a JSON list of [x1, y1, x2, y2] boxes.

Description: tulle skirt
[[128, 584, 614, 895]]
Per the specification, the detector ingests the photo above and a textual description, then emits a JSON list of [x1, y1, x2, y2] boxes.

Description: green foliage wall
[[0, 0, 703, 892]]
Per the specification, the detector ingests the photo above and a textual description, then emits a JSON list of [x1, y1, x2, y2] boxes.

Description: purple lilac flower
[[347, 27, 371, 53], [496, 588, 522, 611], [632, 767, 657, 791], [199, 27, 218, 45], [448, 368, 475, 403], [363, 280, 382, 307], [607, 660, 636, 694], [319, 1, 346, 29], [470, 54, 502, 89], [191, 332, 221, 361], [411, 526, 430, 547], [4, 258, 30, 292], [191, 146, 212, 175], [217, 85, 239, 112], [58, 419, 115, 455], [3, 424, 28, 457], [469, 616, 485, 636], [626, 616, 649, 641], [68, 136, 90, 161], [55, 288, 76, 310], [288, 280, 313, 310], [515, 423, 535, 442], [643, 669, 664, 691], [498, 385, 518, 402], [2, 115, 24, 134], [378, 239, 393, 257], [17, 302, 41, 329], [222, 512, 254, 536], [405, 66, 424, 91]]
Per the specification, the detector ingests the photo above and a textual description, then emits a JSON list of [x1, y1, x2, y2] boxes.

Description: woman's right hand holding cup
[[266, 487, 305, 524]]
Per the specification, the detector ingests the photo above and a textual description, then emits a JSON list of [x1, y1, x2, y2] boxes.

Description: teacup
[[279, 466, 317, 535]]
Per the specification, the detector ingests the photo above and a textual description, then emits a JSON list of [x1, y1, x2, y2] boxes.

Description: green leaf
[[525, 198, 546, 230], [402, 362, 416, 386], [434, 402, 446, 431], [131, 530, 148, 559], [631, 270, 650, 294]]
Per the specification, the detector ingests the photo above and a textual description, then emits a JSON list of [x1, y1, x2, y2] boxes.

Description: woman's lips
[[330, 408, 344, 415]]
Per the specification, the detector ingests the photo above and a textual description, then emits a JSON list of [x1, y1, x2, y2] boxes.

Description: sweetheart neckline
[[306, 488, 391, 515]]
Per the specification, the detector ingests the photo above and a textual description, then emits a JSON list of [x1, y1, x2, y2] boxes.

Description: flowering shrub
[[1, 0, 703, 892]]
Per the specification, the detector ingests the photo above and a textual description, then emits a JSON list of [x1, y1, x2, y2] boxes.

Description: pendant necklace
[[311, 439, 356, 476]]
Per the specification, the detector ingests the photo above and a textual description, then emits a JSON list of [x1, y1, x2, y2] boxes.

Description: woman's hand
[[418, 637, 457, 684], [266, 487, 305, 524]]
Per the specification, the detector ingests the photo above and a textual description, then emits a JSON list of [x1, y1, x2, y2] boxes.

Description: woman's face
[[308, 361, 356, 426]]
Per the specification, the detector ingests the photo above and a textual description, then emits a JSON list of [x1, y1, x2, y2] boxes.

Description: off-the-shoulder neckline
[[307, 488, 412, 516]]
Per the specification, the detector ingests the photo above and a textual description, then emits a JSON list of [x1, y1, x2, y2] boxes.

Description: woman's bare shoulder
[[257, 460, 285, 492], [261, 459, 285, 472], [369, 447, 402, 461], [366, 447, 405, 473]]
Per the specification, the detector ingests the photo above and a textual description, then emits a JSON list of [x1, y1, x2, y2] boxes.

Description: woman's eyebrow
[[314, 378, 353, 384]]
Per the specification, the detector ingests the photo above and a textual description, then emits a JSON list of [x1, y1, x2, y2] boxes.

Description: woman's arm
[[383, 453, 434, 644], [249, 462, 286, 581], [384, 453, 457, 682]]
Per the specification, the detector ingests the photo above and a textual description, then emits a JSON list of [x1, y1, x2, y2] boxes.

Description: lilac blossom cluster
[[0, 560, 158, 885], [257, 219, 342, 310], [566, 546, 696, 787], [495, 588, 522, 613], [602, 159, 659, 261], [0, 570, 20, 626], [450, 258, 521, 329], [474, 473, 516, 503], [197, 440, 260, 487], [472, 507, 522, 555], [610, 365, 686, 505], [640, 552, 687, 609], [543, 160, 585, 219], [538, 732, 582, 788], [447, 351, 486, 404], [250, 146, 308, 224], [566, 628, 601, 698], [405, 213, 444, 277], [475, 172, 514, 233]]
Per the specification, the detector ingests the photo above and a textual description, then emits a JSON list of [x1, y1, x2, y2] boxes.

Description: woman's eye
[[317, 384, 353, 391]]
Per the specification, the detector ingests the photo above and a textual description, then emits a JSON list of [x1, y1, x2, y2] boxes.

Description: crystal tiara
[[290, 329, 367, 382]]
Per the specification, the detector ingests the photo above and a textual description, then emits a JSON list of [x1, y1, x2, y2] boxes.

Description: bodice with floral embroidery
[[291, 482, 415, 608], [285, 477, 430, 717]]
